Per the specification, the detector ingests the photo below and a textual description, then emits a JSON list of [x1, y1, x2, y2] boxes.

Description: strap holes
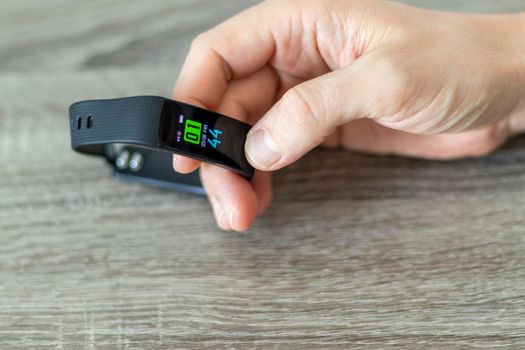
[[77, 116, 82, 130], [87, 115, 94, 129]]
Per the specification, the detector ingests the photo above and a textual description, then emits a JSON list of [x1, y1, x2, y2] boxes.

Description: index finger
[[173, 2, 276, 110], [171, 2, 278, 173]]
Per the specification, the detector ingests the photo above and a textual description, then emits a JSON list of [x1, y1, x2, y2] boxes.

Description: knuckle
[[266, 0, 305, 8], [191, 31, 211, 49], [472, 126, 507, 157], [265, 0, 325, 15], [282, 85, 327, 135], [460, 124, 508, 158]]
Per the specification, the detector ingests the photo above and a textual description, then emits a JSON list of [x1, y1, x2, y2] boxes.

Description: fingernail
[[210, 197, 231, 231], [245, 129, 281, 169], [173, 155, 180, 170]]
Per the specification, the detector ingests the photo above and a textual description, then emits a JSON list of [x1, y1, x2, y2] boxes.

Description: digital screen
[[158, 100, 253, 177]]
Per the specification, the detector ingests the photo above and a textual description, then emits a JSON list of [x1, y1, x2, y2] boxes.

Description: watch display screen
[[159, 99, 253, 177]]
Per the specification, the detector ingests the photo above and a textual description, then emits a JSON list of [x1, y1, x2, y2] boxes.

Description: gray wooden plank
[[1, 1, 525, 349]]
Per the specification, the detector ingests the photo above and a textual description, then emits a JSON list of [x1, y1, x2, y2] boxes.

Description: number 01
[[184, 119, 202, 145]]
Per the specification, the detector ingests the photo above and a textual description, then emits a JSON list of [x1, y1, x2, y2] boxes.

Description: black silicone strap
[[70, 96, 165, 156], [69, 96, 254, 182]]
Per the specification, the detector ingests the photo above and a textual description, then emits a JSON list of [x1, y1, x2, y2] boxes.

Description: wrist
[[509, 13, 525, 134], [510, 13, 525, 83], [506, 13, 525, 133]]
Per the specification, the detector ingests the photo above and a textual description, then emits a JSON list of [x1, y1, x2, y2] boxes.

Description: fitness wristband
[[69, 96, 254, 192]]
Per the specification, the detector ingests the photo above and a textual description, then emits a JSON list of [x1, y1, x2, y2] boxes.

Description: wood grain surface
[[1, 1, 525, 349]]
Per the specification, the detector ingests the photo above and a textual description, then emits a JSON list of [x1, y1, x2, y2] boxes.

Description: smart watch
[[69, 96, 254, 193]]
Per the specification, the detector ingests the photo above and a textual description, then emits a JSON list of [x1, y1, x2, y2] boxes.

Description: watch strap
[[70, 96, 165, 155]]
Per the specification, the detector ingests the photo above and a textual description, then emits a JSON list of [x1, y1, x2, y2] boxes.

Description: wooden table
[[1, 1, 524, 348]]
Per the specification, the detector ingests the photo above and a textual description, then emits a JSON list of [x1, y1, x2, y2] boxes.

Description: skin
[[172, 0, 525, 232]]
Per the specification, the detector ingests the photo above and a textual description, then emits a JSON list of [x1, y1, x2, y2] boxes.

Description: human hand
[[172, 0, 525, 231]]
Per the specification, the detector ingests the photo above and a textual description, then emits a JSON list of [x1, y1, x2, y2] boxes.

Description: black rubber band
[[70, 96, 165, 156], [69, 96, 254, 183]]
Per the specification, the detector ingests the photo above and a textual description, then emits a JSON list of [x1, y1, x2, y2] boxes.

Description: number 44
[[207, 128, 223, 149]]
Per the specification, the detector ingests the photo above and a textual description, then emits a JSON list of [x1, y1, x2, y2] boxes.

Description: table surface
[[1, 1, 525, 349]]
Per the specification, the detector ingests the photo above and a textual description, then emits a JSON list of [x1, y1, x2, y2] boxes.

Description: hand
[[172, 0, 525, 232]]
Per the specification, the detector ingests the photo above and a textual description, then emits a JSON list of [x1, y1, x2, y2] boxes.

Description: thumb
[[245, 62, 381, 171]]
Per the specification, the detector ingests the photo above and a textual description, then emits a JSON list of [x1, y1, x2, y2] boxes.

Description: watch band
[[69, 96, 255, 181], [70, 96, 165, 156]]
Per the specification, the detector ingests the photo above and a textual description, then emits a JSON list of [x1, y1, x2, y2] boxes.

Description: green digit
[[184, 119, 202, 145]]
